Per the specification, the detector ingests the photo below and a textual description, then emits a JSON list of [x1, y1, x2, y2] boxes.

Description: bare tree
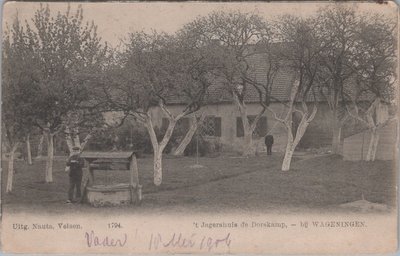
[[101, 31, 213, 185], [170, 21, 224, 156], [315, 4, 359, 154], [269, 16, 321, 171], [345, 13, 396, 161], [184, 11, 273, 156]]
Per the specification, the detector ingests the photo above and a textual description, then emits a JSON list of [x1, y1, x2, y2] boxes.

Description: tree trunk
[[173, 115, 204, 156], [65, 127, 74, 155], [145, 116, 177, 186], [36, 134, 44, 159], [239, 106, 256, 157], [282, 142, 295, 171], [45, 132, 54, 183], [73, 127, 80, 147], [6, 143, 20, 193], [26, 134, 32, 165], [281, 106, 317, 171], [80, 133, 92, 152], [241, 117, 256, 157], [371, 132, 380, 161], [243, 130, 256, 157], [232, 94, 258, 157], [153, 148, 163, 186], [331, 117, 342, 154], [366, 128, 380, 161]]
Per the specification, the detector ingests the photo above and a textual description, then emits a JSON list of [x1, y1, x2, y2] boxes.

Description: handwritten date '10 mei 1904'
[[149, 232, 232, 252]]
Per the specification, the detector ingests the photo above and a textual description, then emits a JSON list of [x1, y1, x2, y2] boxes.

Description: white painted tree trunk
[[145, 116, 176, 186], [73, 127, 80, 147], [366, 129, 380, 161], [153, 148, 163, 186], [371, 132, 380, 161], [173, 115, 204, 156], [281, 119, 295, 171], [36, 134, 44, 159], [26, 134, 32, 165], [45, 132, 54, 183], [80, 133, 92, 152], [281, 106, 317, 171], [6, 143, 19, 193], [65, 127, 90, 155], [243, 130, 256, 157], [241, 112, 256, 157], [65, 127, 74, 155], [282, 142, 295, 171], [331, 120, 342, 155], [235, 97, 260, 157]]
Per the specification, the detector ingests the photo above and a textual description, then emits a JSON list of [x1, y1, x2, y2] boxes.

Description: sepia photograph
[[1, 1, 398, 254]]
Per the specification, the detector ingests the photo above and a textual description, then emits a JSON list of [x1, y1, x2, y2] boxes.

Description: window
[[200, 116, 221, 137], [236, 117, 244, 137], [236, 115, 267, 137]]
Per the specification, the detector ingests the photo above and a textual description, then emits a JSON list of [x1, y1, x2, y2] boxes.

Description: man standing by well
[[65, 146, 84, 203]]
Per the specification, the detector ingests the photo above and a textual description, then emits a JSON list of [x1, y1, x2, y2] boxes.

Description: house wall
[[342, 120, 397, 161], [103, 102, 363, 153], [297, 103, 334, 149], [97, 102, 397, 157], [296, 104, 369, 150], [149, 103, 292, 153], [149, 103, 350, 153]]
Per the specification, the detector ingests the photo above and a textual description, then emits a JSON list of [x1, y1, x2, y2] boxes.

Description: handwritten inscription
[[148, 232, 231, 252], [85, 230, 127, 247], [199, 233, 232, 251]]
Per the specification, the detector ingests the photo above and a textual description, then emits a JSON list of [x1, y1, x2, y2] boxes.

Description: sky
[[3, 1, 398, 47]]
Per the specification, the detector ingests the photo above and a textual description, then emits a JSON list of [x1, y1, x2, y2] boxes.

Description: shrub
[[86, 129, 116, 151], [183, 132, 222, 157], [85, 118, 222, 157], [86, 124, 153, 154], [116, 125, 153, 154]]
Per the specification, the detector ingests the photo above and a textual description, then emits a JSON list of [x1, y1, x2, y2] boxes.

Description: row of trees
[[3, 4, 396, 191], [3, 5, 108, 191]]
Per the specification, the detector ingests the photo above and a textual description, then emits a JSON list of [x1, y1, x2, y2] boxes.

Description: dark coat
[[66, 154, 84, 178], [265, 135, 274, 146]]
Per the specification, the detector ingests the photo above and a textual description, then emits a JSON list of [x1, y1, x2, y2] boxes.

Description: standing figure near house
[[265, 135, 274, 155], [65, 146, 84, 203]]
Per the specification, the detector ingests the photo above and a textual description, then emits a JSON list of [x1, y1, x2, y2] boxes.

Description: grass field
[[1, 153, 396, 215]]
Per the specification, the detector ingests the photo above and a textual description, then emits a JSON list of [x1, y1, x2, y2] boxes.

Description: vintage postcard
[[1, 1, 398, 254]]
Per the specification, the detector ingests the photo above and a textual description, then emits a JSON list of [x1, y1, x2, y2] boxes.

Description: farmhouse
[[146, 51, 340, 154], [145, 52, 396, 157], [96, 46, 396, 158]]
